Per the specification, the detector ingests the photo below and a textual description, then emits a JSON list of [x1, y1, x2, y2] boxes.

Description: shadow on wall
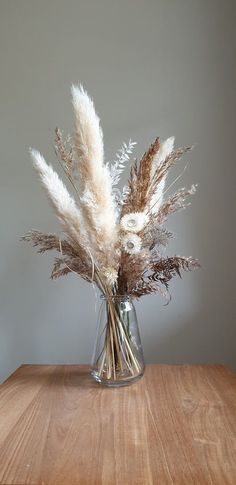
[[139, 267, 235, 371]]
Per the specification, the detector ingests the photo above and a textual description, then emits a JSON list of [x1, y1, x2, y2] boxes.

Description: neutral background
[[0, 0, 235, 383]]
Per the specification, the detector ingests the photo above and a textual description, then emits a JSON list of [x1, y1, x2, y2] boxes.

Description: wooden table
[[0, 365, 236, 484]]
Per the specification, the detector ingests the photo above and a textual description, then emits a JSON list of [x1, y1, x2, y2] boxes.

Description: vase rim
[[100, 294, 133, 301]]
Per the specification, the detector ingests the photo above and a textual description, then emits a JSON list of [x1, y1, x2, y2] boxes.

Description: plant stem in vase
[[91, 296, 145, 387]]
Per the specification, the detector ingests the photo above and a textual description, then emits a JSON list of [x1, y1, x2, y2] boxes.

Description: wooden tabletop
[[0, 365, 236, 485]]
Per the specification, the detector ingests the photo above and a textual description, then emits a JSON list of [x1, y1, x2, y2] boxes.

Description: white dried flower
[[104, 267, 118, 285], [120, 212, 149, 233], [122, 233, 142, 254]]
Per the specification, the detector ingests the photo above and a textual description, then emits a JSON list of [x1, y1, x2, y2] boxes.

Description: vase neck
[[100, 294, 132, 303]]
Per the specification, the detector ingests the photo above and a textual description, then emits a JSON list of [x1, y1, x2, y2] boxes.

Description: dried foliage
[[142, 226, 173, 250], [109, 140, 136, 187], [117, 250, 150, 295], [130, 256, 199, 300], [51, 256, 92, 281], [22, 230, 92, 281], [155, 184, 197, 224], [54, 127, 74, 180], [148, 256, 200, 287], [121, 137, 160, 215], [23, 84, 199, 301], [22, 230, 61, 253], [151, 146, 193, 191]]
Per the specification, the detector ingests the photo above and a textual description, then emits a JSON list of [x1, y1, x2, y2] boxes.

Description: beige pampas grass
[[30, 149, 88, 247], [71, 84, 104, 174], [71, 85, 118, 275]]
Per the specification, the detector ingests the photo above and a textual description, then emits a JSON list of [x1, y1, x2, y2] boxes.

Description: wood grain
[[0, 364, 236, 484]]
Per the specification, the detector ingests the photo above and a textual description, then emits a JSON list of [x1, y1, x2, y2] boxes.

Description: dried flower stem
[[95, 299, 141, 380]]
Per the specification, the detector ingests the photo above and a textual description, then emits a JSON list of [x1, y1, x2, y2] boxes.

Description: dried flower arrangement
[[22, 84, 199, 384]]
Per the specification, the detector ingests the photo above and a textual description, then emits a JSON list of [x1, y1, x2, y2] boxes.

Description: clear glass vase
[[91, 295, 145, 387]]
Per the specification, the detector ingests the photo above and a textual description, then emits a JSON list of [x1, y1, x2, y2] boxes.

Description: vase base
[[90, 369, 145, 388]]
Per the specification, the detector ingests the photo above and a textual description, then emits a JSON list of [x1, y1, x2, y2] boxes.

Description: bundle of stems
[[23, 84, 200, 381], [95, 299, 141, 381]]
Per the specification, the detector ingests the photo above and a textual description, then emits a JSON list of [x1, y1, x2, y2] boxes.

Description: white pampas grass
[[71, 84, 104, 176], [30, 149, 87, 247], [71, 84, 117, 251], [120, 212, 149, 233], [149, 136, 175, 214]]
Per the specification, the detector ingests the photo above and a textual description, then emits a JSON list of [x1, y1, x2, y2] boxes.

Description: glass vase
[[91, 295, 145, 387]]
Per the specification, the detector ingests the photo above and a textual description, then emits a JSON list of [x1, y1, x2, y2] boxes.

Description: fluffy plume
[[30, 149, 88, 248], [71, 84, 104, 172], [149, 136, 175, 214], [71, 84, 118, 266]]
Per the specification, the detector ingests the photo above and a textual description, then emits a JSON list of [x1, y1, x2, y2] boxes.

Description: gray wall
[[0, 0, 235, 383]]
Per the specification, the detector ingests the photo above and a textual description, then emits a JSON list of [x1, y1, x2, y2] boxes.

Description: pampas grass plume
[[149, 136, 175, 214], [30, 148, 86, 246]]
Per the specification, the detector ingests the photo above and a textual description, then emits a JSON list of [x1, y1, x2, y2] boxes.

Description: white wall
[[0, 0, 235, 383]]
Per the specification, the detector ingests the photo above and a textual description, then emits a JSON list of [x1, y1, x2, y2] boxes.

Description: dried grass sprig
[[22, 230, 61, 253], [22, 230, 93, 281], [121, 137, 160, 215], [22, 230, 82, 258], [117, 250, 150, 295], [148, 256, 200, 288], [147, 145, 193, 215], [54, 127, 74, 181], [109, 139, 136, 187], [51, 256, 92, 281], [155, 184, 197, 224], [142, 226, 173, 250]]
